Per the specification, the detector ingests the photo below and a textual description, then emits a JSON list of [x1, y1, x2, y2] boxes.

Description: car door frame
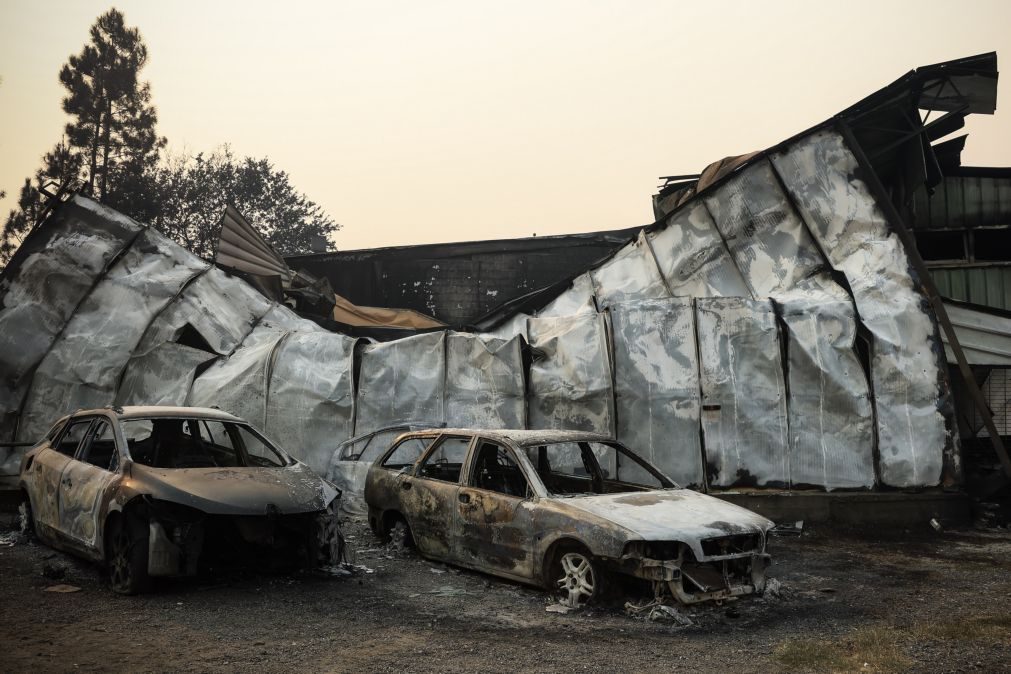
[[58, 413, 123, 553], [453, 436, 540, 582], [30, 415, 97, 536], [398, 432, 475, 562]]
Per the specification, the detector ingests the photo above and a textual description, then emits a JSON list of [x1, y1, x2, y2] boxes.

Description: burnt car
[[365, 429, 773, 606], [18, 406, 345, 594], [327, 422, 443, 517]]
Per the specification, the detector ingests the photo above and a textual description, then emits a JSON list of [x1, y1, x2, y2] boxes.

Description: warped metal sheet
[[186, 324, 287, 430], [115, 342, 217, 407], [771, 129, 949, 487], [777, 291, 876, 489], [445, 333, 525, 428], [647, 202, 751, 298], [609, 298, 703, 487], [703, 160, 826, 298], [264, 331, 357, 473], [354, 331, 446, 435], [590, 231, 668, 309], [136, 266, 273, 357], [18, 228, 207, 443], [485, 312, 530, 340], [537, 272, 597, 317], [941, 301, 1011, 366], [0, 198, 141, 460], [526, 313, 614, 434], [695, 297, 790, 488]]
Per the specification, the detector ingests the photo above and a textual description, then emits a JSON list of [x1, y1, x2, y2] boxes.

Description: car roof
[[71, 406, 244, 423], [422, 428, 613, 446]]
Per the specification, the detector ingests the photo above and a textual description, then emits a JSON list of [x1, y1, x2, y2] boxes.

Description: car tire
[[313, 504, 347, 568], [17, 493, 35, 541], [551, 546, 604, 608], [388, 518, 414, 552], [107, 514, 151, 595]]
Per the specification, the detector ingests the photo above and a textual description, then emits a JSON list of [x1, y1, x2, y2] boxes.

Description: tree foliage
[[152, 147, 339, 259], [2, 8, 338, 265]]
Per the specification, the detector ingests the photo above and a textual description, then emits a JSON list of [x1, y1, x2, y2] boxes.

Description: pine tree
[[58, 8, 164, 202]]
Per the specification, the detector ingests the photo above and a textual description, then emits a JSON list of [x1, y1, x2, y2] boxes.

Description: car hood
[[553, 489, 774, 545], [131, 462, 338, 516]]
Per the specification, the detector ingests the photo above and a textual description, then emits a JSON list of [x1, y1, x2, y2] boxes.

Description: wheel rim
[[109, 526, 133, 590], [556, 551, 595, 607]]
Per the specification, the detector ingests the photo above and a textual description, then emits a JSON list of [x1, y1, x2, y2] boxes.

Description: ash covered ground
[[1, 518, 1009, 673]]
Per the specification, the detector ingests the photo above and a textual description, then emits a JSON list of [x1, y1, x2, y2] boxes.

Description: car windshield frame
[[519, 439, 678, 497], [119, 416, 294, 469]]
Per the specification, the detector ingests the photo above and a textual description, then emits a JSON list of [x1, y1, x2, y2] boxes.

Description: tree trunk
[[100, 97, 113, 199], [88, 94, 103, 196]]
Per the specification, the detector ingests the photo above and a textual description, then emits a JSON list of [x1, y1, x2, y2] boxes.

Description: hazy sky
[[2, 1, 1009, 250]]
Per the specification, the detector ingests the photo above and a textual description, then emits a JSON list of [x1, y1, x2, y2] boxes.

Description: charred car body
[[18, 406, 345, 593], [365, 429, 773, 605]]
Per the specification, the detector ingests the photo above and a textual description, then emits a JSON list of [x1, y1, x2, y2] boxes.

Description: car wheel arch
[[540, 536, 596, 588]]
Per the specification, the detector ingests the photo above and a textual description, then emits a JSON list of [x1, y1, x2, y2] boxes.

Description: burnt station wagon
[[365, 429, 774, 606]]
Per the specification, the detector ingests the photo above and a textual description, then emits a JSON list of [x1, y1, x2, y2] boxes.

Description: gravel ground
[[1, 518, 1010, 673]]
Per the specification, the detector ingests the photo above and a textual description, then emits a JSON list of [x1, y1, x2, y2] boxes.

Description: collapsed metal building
[[1, 54, 1007, 519]]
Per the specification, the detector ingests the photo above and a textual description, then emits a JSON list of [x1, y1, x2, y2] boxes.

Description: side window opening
[[381, 436, 435, 471], [56, 419, 93, 457], [471, 442, 529, 498], [79, 420, 118, 472], [417, 436, 471, 483]]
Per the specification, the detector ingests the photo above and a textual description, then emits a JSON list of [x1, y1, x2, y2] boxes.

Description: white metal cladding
[[590, 231, 669, 309], [771, 129, 949, 487], [17, 228, 208, 444], [647, 201, 751, 298], [186, 323, 288, 430], [526, 312, 614, 434], [0, 197, 142, 461], [445, 332, 525, 429], [264, 331, 357, 474], [776, 291, 876, 489], [609, 298, 704, 487], [695, 297, 790, 488], [354, 331, 446, 436]]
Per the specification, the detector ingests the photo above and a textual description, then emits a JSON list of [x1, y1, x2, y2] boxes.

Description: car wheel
[[553, 548, 603, 608], [17, 493, 35, 540], [313, 504, 347, 568], [388, 519, 414, 552], [107, 515, 150, 595]]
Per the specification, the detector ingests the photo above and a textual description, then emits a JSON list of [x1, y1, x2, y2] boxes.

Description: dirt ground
[[1, 517, 1010, 674]]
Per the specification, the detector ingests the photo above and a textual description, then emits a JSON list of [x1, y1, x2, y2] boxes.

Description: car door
[[455, 438, 535, 580], [31, 417, 95, 532], [58, 417, 120, 550], [400, 434, 473, 561]]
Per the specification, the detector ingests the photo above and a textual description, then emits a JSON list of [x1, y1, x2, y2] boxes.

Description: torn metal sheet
[[590, 232, 669, 309], [17, 227, 207, 444], [186, 323, 289, 430], [264, 331, 357, 474], [695, 297, 789, 488], [0, 197, 142, 468], [115, 342, 218, 407], [354, 331, 447, 435], [609, 298, 704, 487], [445, 333, 525, 429], [135, 266, 273, 357], [771, 129, 950, 487], [526, 313, 614, 434], [647, 202, 751, 298]]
